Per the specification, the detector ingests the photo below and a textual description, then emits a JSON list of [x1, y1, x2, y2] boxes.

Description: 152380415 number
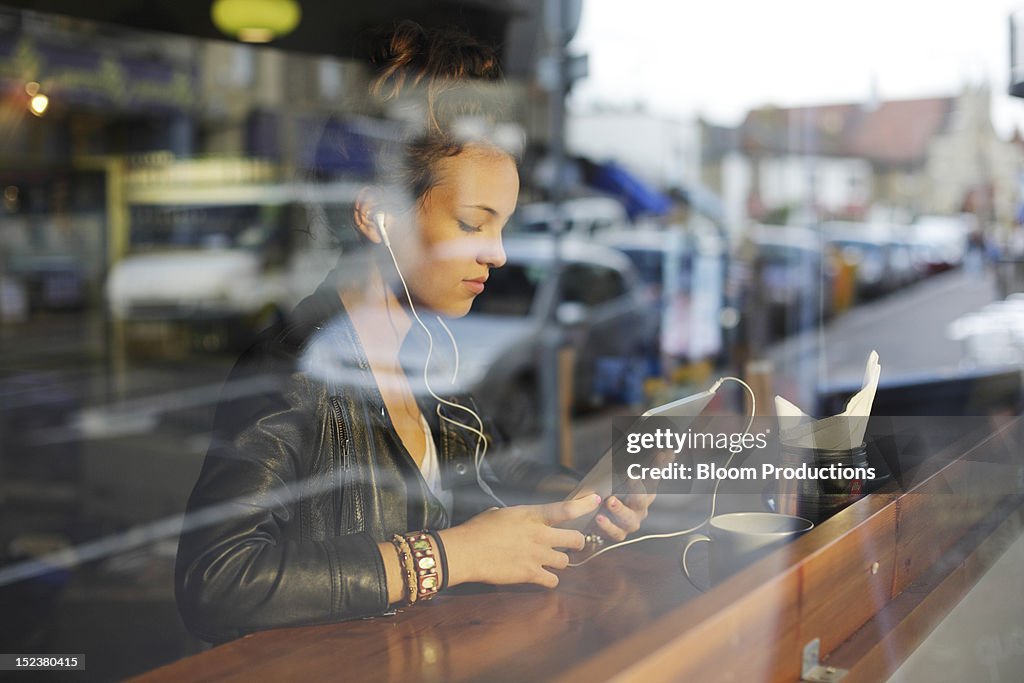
[[1, 654, 85, 670]]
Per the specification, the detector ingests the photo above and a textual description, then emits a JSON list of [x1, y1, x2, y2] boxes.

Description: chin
[[441, 304, 473, 319], [433, 298, 474, 319]]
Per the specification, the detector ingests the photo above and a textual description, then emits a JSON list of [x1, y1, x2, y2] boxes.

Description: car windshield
[[467, 262, 545, 317]]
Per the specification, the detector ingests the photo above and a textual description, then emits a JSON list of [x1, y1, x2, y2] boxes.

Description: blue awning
[[585, 161, 672, 219]]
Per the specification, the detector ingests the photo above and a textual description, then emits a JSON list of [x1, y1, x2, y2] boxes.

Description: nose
[[478, 233, 506, 269]]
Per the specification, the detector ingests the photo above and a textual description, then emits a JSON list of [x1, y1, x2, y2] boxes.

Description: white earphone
[[373, 212, 504, 507], [373, 212, 391, 248]]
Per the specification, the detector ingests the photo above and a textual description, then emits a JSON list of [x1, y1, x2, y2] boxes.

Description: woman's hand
[[588, 450, 671, 543], [438, 494, 601, 589], [589, 477, 655, 542]]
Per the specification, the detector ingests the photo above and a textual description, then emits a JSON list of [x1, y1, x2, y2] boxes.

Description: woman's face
[[391, 146, 519, 317]]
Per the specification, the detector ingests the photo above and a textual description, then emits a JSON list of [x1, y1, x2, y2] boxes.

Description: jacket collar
[[291, 272, 478, 465]]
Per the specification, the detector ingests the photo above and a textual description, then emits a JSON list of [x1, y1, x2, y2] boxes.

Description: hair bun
[[371, 20, 501, 101]]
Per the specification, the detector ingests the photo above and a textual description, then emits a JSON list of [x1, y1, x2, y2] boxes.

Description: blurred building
[[702, 86, 1021, 233], [926, 85, 1021, 234], [0, 10, 204, 314], [699, 118, 744, 234]]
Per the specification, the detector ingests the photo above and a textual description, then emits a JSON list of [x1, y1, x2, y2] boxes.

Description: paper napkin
[[774, 351, 881, 449]]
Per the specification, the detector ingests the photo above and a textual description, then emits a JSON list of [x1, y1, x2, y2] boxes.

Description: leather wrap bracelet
[[390, 534, 418, 605]]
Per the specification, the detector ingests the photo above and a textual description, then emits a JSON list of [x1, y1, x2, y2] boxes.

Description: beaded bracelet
[[404, 531, 440, 600], [390, 534, 418, 605], [427, 530, 449, 591]]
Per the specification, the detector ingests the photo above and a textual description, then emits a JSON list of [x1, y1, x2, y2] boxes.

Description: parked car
[[746, 225, 831, 340], [887, 237, 930, 287], [821, 223, 898, 301], [822, 222, 921, 300], [595, 227, 727, 364], [908, 215, 970, 274], [439, 235, 656, 437]]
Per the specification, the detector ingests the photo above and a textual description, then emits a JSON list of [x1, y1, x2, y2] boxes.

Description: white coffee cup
[[681, 512, 813, 589]]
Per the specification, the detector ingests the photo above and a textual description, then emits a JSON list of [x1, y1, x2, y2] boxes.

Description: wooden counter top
[[135, 417, 1024, 683]]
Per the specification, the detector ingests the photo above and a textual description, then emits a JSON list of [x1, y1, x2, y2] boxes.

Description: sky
[[569, 0, 1024, 136]]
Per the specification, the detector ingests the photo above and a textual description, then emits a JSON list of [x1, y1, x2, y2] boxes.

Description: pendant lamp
[[211, 0, 302, 43]]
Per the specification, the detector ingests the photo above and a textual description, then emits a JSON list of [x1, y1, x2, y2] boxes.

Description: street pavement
[[767, 267, 999, 410]]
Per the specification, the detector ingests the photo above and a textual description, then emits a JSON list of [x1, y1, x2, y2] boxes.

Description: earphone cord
[[434, 316, 505, 506], [567, 376, 756, 567], [379, 222, 505, 507]]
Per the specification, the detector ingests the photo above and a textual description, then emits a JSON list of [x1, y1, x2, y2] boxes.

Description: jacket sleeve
[[174, 365, 388, 643]]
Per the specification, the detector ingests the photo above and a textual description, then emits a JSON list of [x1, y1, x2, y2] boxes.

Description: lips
[[463, 276, 487, 295]]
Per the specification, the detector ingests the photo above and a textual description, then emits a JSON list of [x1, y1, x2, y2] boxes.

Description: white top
[[418, 415, 453, 515]]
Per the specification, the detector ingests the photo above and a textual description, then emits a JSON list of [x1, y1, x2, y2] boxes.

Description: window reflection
[[0, 2, 1019, 680]]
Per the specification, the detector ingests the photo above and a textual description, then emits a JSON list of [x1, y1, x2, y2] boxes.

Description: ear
[[353, 187, 387, 245]]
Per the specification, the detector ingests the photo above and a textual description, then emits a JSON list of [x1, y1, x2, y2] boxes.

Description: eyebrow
[[461, 204, 499, 217]]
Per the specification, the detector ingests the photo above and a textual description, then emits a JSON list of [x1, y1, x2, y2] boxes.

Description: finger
[[622, 476, 657, 506], [618, 489, 654, 518], [606, 496, 645, 529], [542, 493, 602, 525], [603, 504, 642, 536], [542, 550, 570, 570], [594, 513, 628, 542], [546, 528, 587, 552], [535, 568, 560, 589]]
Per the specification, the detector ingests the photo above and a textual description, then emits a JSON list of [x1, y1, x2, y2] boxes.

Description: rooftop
[[739, 95, 956, 167]]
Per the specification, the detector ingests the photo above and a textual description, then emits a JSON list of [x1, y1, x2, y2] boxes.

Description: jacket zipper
[[329, 396, 353, 534]]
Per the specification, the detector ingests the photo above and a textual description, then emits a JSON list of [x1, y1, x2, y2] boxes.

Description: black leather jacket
[[175, 278, 554, 643]]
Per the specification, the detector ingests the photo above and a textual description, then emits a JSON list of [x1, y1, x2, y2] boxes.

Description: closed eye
[[457, 220, 483, 233]]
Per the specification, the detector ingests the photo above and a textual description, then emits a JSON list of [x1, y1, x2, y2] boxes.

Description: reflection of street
[[0, 263, 997, 496], [0, 266, 1003, 679], [563, 267, 1002, 537], [0, 268, 1000, 522], [766, 268, 998, 410], [0, 314, 239, 677]]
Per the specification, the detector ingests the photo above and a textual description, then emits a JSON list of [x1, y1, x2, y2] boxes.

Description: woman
[[175, 22, 654, 643]]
